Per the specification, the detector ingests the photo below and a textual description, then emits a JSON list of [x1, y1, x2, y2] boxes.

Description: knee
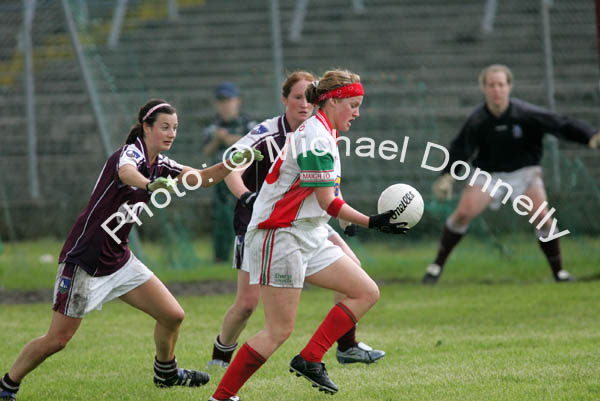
[[531, 209, 550, 229], [45, 332, 74, 354], [364, 283, 380, 306], [452, 209, 472, 226], [236, 295, 259, 319], [357, 281, 379, 307], [268, 323, 294, 346], [162, 306, 185, 328]]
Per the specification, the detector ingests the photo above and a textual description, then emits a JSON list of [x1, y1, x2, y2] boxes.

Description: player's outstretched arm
[[333, 188, 358, 236], [314, 187, 408, 234], [119, 165, 178, 193], [118, 164, 152, 190], [177, 148, 263, 188], [225, 170, 248, 198]]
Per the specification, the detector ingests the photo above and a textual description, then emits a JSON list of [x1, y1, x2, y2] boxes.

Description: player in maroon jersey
[[0, 99, 261, 401]]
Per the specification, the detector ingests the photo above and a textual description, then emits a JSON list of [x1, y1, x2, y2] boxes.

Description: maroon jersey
[[232, 115, 291, 235], [58, 137, 183, 276]]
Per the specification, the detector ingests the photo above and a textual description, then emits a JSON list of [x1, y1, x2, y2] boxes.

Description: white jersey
[[248, 109, 341, 231]]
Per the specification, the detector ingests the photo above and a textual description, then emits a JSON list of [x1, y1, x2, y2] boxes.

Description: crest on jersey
[[126, 149, 141, 159], [512, 124, 523, 138], [251, 124, 268, 135], [58, 277, 71, 294]]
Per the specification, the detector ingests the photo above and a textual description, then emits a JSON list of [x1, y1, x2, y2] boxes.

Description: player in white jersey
[[209, 69, 408, 401], [0, 99, 261, 401], [208, 71, 384, 370]]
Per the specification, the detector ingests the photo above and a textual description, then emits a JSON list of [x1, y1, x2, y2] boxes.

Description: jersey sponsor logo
[[512, 124, 523, 138], [251, 124, 269, 135], [126, 149, 142, 159], [58, 277, 72, 294], [300, 170, 335, 183]]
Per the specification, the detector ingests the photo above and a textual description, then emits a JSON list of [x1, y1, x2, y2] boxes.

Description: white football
[[377, 183, 424, 228]]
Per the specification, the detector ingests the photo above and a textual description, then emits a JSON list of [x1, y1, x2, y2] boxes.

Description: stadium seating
[[0, 0, 597, 238]]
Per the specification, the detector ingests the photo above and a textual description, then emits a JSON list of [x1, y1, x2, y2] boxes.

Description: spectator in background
[[203, 82, 257, 263], [423, 64, 600, 285]]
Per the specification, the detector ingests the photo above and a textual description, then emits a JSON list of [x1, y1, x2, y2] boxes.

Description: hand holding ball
[[377, 183, 424, 229]]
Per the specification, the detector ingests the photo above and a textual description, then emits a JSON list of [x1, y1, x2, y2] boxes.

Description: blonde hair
[[479, 64, 513, 89], [305, 69, 361, 107], [282, 70, 315, 98]]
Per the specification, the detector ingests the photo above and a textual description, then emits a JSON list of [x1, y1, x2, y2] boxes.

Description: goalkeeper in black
[[423, 64, 599, 284]]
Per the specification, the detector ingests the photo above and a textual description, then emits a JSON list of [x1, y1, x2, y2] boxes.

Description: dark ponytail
[[125, 98, 176, 144], [126, 123, 143, 145]]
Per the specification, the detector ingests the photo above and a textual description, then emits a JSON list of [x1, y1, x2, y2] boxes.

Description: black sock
[[154, 356, 178, 380], [434, 224, 465, 268], [1, 373, 19, 394], [538, 238, 562, 277], [336, 325, 357, 352], [211, 335, 237, 363]]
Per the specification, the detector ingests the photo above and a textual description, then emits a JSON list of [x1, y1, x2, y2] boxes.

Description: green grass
[[1, 236, 599, 400], [1, 235, 599, 290]]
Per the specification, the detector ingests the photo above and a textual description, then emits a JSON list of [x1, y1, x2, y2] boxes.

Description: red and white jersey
[[231, 114, 292, 235], [248, 110, 341, 231]]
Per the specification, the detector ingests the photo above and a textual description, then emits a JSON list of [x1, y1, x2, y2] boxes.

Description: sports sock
[[0, 373, 20, 394], [212, 335, 238, 363], [537, 237, 562, 276], [433, 222, 465, 268], [212, 343, 265, 400], [336, 325, 357, 352], [154, 356, 178, 380], [300, 303, 357, 363]]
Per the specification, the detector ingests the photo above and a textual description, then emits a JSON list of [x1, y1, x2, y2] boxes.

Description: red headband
[[316, 82, 364, 103]]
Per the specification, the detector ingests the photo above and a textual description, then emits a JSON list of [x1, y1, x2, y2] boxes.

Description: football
[[377, 183, 424, 228]]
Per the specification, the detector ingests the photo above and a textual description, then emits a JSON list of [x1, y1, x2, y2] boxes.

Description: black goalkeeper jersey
[[444, 98, 596, 173]]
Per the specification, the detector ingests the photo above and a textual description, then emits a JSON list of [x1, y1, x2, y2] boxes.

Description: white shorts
[[243, 225, 345, 288], [471, 165, 544, 210], [236, 224, 337, 274], [53, 253, 154, 318], [324, 223, 335, 237]]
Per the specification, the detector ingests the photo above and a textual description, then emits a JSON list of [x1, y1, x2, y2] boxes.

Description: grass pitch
[[0, 236, 599, 400]]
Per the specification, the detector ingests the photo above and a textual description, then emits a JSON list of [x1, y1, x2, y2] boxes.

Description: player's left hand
[[368, 210, 409, 234], [589, 132, 600, 149], [232, 148, 264, 165], [343, 223, 358, 236], [146, 177, 177, 193]]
